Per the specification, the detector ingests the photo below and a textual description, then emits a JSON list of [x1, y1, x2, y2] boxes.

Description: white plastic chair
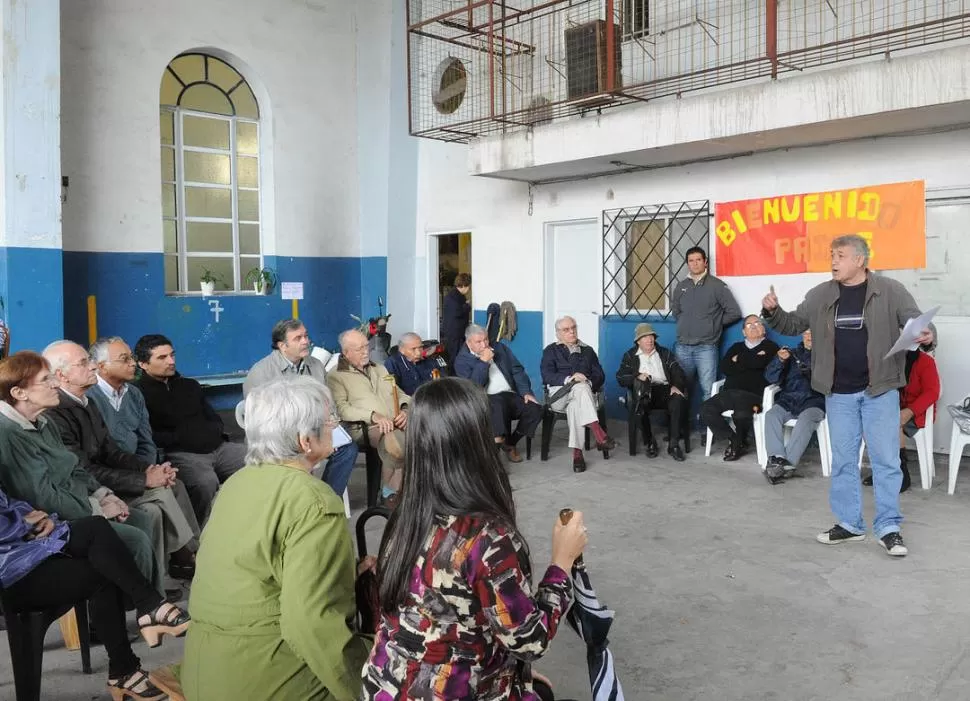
[[704, 380, 768, 465], [859, 402, 935, 490], [705, 380, 734, 457], [235, 399, 351, 516], [756, 385, 832, 477], [948, 407, 970, 495], [310, 346, 333, 367]]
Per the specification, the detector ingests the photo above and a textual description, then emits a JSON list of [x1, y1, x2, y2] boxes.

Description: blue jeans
[[826, 390, 902, 539], [321, 442, 359, 498], [675, 343, 717, 400]]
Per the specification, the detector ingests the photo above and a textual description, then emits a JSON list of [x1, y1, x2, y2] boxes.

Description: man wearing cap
[[540, 316, 616, 473], [671, 247, 742, 416], [616, 323, 689, 461]]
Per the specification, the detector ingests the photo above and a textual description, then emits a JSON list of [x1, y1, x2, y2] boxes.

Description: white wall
[[60, 0, 362, 258], [408, 128, 970, 452]]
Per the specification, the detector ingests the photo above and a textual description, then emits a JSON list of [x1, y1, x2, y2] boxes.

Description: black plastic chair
[[540, 389, 609, 461], [0, 592, 92, 701], [626, 387, 691, 456]]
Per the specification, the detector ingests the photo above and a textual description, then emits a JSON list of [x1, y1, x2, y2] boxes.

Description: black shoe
[[669, 445, 685, 462], [723, 438, 745, 462], [645, 439, 659, 458], [900, 458, 911, 493], [879, 531, 908, 557], [573, 453, 587, 473], [862, 473, 873, 486], [765, 458, 787, 485], [596, 436, 617, 452], [816, 524, 866, 545]]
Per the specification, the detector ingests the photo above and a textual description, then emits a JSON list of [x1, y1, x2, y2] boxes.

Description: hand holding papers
[[885, 306, 939, 359]]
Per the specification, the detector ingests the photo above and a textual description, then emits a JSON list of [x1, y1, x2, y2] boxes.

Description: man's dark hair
[[454, 273, 471, 288], [685, 247, 707, 262], [271, 319, 305, 350], [133, 334, 173, 363]]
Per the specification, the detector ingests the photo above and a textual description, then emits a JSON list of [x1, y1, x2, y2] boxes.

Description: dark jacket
[[135, 372, 225, 455], [670, 273, 742, 345], [763, 272, 924, 397], [616, 344, 688, 393], [540, 343, 605, 392], [441, 288, 471, 346], [764, 345, 825, 415], [721, 340, 779, 396], [383, 353, 436, 397], [47, 390, 150, 497], [454, 342, 534, 398]]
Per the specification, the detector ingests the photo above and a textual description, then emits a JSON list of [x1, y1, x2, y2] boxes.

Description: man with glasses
[[244, 319, 358, 498], [384, 332, 437, 396], [762, 234, 932, 557], [700, 315, 778, 461]]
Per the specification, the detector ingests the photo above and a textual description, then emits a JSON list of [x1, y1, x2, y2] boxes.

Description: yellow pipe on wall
[[86, 296, 98, 346], [292, 299, 299, 319]]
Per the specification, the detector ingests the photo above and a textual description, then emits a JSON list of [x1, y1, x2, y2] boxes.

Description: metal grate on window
[[603, 200, 710, 320]]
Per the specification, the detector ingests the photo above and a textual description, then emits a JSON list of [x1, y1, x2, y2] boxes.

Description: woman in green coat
[[181, 376, 373, 701]]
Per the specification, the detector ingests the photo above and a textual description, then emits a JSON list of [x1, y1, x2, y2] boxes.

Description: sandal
[[138, 601, 191, 648], [108, 668, 166, 700]]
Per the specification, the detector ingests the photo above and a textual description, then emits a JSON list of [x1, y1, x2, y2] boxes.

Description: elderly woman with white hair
[[181, 376, 372, 701]]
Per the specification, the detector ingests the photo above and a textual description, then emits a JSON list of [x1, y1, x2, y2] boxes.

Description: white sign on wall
[[281, 282, 304, 300]]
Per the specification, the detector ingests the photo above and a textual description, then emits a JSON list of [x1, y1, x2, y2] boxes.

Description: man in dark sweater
[[441, 273, 471, 371], [133, 335, 245, 523], [701, 315, 779, 461]]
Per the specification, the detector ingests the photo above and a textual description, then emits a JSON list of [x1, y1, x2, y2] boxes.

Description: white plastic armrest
[[763, 384, 781, 412], [711, 379, 725, 396]]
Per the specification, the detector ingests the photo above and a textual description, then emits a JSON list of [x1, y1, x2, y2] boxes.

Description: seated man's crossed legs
[[549, 382, 616, 471], [637, 384, 686, 462], [488, 391, 542, 463], [167, 440, 247, 525], [764, 405, 825, 484], [367, 424, 405, 506], [700, 389, 762, 462]]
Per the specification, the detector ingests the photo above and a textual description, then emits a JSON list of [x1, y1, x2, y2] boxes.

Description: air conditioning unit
[[526, 95, 552, 126], [564, 19, 622, 102]]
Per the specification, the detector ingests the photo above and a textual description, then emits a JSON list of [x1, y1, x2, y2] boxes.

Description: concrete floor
[[5, 421, 970, 701]]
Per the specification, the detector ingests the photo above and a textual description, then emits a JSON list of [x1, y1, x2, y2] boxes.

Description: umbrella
[[547, 379, 577, 405], [561, 510, 625, 701]]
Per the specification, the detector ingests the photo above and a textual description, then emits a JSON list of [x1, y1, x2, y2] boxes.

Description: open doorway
[[427, 231, 472, 341]]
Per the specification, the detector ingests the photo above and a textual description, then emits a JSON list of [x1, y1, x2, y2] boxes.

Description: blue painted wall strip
[[2, 246, 65, 353]]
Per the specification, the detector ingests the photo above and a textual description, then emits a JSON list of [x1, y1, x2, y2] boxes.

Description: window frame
[[622, 0, 650, 41]]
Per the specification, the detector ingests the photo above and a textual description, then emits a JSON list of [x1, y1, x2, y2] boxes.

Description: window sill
[[165, 290, 273, 298]]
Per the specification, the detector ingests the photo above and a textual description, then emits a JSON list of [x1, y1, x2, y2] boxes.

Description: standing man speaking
[[761, 234, 932, 558], [671, 246, 742, 415]]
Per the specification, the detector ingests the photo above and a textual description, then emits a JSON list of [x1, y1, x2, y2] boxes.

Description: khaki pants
[[128, 481, 200, 581], [549, 382, 599, 450], [368, 424, 406, 492]]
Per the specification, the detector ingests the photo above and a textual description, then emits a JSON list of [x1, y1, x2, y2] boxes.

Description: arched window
[[160, 53, 261, 293]]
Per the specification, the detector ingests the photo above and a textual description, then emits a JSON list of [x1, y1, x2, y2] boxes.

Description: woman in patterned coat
[[360, 377, 589, 700]]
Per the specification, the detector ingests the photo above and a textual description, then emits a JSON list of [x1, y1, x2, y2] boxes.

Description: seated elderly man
[[327, 329, 409, 507], [134, 334, 246, 523], [700, 315, 779, 461], [384, 332, 437, 396], [454, 324, 542, 463], [0, 351, 158, 592], [616, 323, 689, 462], [763, 330, 826, 485], [243, 319, 359, 498], [44, 340, 199, 583], [540, 316, 615, 473]]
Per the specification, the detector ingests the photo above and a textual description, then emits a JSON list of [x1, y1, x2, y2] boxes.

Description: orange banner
[[714, 181, 925, 276]]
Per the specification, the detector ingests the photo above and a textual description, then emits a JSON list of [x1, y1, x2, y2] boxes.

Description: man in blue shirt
[[384, 333, 436, 396]]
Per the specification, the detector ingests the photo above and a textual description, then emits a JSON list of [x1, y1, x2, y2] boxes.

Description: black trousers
[[638, 384, 686, 444], [701, 389, 762, 442], [489, 392, 543, 443], [2, 516, 163, 678]]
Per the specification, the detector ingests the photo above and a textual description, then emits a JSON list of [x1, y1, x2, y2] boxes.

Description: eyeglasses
[[69, 358, 96, 369], [834, 304, 865, 330], [744, 321, 764, 328], [107, 355, 135, 365], [28, 376, 58, 388], [559, 326, 577, 332]]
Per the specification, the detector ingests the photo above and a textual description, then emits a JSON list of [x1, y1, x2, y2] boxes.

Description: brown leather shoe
[[503, 445, 523, 463]]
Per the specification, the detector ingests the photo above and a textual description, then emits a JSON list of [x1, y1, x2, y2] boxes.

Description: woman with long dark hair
[[361, 377, 588, 700]]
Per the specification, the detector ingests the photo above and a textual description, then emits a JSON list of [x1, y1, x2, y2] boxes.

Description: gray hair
[[831, 234, 870, 266], [42, 340, 84, 373], [398, 332, 421, 348], [338, 328, 366, 351], [244, 376, 334, 465], [555, 316, 576, 332], [271, 319, 305, 350], [89, 336, 126, 364], [465, 324, 486, 340]]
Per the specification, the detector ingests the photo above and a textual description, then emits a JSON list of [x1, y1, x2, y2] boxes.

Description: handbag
[[355, 506, 391, 634], [948, 397, 970, 435]]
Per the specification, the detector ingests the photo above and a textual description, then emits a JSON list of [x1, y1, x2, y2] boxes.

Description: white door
[[544, 219, 601, 353]]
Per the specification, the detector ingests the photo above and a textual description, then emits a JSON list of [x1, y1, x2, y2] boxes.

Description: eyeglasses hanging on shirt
[[834, 302, 865, 331]]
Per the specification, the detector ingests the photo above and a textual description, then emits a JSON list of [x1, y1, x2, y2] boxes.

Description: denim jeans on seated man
[[826, 389, 903, 539], [320, 441, 358, 498]]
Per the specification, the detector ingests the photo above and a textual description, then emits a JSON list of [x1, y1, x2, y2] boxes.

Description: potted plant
[[200, 268, 221, 297], [245, 266, 277, 295]]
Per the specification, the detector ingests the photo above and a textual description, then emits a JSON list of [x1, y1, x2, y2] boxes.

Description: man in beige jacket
[[327, 329, 409, 505]]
